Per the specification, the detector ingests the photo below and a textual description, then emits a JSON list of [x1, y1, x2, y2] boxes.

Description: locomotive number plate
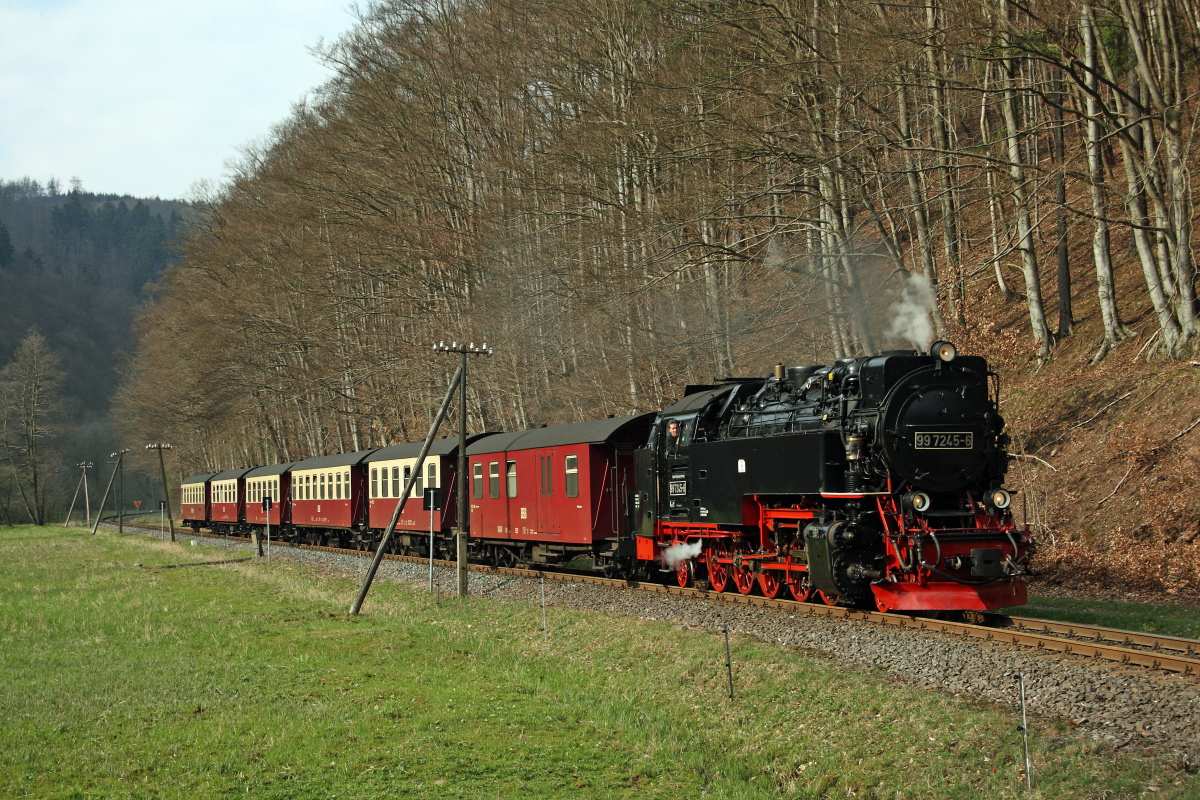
[[914, 431, 973, 449], [669, 480, 687, 496]]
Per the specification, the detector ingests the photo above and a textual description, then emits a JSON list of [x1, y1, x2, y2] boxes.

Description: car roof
[[290, 449, 378, 470], [466, 414, 654, 454], [366, 433, 497, 462]]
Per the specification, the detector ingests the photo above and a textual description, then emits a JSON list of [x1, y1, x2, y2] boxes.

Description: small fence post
[[541, 576, 548, 640], [1018, 672, 1032, 790], [724, 624, 734, 700]]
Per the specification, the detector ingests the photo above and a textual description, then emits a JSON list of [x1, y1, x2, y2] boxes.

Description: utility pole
[[91, 453, 123, 536], [349, 365, 462, 617], [81, 462, 91, 527], [146, 444, 175, 541], [113, 449, 129, 533], [63, 461, 92, 527], [435, 340, 493, 598]]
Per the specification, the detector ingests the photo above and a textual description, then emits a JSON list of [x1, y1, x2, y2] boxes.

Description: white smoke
[[763, 235, 788, 270], [887, 272, 937, 351], [662, 540, 703, 568]]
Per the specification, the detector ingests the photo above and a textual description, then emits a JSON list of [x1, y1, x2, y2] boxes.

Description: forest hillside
[[114, 0, 1200, 596], [0, 179, 187, 522]]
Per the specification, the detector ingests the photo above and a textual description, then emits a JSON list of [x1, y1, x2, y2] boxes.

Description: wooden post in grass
[[724, 625, 734, 699], [349, 364, 463, 616]]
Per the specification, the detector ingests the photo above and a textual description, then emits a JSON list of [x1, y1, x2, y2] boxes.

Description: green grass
[[1012, 595, 1200, 640], [1, 526, 1195, 799]]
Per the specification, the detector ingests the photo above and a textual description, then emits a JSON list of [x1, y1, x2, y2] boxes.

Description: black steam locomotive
[[634, 341, 1032, 611]]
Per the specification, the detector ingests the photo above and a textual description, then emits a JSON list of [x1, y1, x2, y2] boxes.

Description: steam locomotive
[[181, 341, 1032, 612], [638, 340, 1032, 611]]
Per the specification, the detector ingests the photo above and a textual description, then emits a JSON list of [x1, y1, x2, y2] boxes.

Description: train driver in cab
[[665, 418, 681, 453]]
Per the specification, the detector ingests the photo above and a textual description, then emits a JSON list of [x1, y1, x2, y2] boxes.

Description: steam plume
[[887, 272, 937, 351], [662, 540, 702, 568]]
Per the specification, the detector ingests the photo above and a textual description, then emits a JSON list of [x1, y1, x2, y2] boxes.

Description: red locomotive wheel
[[817, 590, 840, 606], [676, 558, 694, 588], [707, 550, 730, 593], [758, 570, 782, 599], [733, 564, 756, 595], [789, 574, 812, 603]]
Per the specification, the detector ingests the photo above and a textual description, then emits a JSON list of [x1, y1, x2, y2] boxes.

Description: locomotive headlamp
[[988, 488, 1012, 509], [930, 341, 957, 362], [903, 491, 932, 513]]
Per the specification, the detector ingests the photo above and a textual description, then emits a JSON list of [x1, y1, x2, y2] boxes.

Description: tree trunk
[[1082, 4, 1131, 361], [998, 2, 1052, 360]]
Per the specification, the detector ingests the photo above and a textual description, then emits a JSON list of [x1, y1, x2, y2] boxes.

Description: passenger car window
[[565, 455, 579, 497]]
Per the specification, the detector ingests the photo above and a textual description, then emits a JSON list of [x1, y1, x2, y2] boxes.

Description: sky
[[0, 0, 358, 200]]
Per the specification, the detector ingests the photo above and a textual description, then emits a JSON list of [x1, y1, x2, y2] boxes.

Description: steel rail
[[963, 612, 1200, 658], [118, 522, 1200, 676]]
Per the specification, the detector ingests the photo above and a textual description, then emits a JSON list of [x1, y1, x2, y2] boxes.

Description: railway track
[[114, 519, 1200, 677]]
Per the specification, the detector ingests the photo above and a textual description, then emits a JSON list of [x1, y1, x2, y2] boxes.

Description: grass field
[[1, 526, 1196, 799], [1012, 595, 1200, 641]]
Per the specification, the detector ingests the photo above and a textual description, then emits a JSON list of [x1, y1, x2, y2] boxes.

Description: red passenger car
[[244, 462, 293, 529], [208, 468, 255, 536], [364, 436, 492, 554], [465, 415, 653, 567], [289, 450, 376, 546], [180, 472, 218, 531]]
